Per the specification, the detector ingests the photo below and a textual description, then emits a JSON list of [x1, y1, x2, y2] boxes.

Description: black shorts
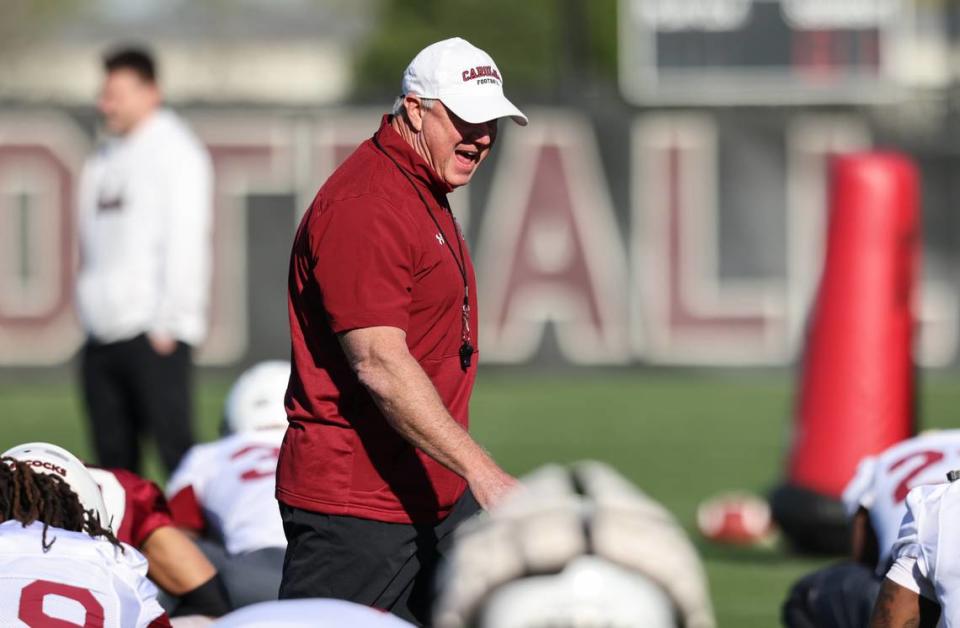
[[278, 490, 480, 626]]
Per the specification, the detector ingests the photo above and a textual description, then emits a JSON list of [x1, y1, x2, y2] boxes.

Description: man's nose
[[466, 122, 496, 145]]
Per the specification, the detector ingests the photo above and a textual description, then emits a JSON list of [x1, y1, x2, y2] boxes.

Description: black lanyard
[[372, 135, 475, 371]]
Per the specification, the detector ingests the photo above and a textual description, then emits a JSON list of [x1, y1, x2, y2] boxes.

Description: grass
[[3, 369, 960, 626]]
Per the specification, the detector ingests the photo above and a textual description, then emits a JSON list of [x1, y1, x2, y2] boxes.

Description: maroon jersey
[[88, 467, 175, 548]]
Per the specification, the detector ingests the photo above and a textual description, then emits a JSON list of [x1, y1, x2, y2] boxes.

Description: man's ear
[[403, 95, 425, 132]]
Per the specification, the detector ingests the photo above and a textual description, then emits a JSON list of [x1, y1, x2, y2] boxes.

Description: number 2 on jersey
[[231, 444, 281, 482], [887, 449, 946, 503]]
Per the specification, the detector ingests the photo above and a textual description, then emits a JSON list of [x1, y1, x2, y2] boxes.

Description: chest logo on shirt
[[436, 233, 445, 246], [97, 172, 126, 212], [97, 193, 124, 212]]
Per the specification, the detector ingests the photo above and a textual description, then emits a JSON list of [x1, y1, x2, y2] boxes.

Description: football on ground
[[697, 492, 776, 546]]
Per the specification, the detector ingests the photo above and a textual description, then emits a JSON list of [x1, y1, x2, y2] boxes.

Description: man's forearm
[[360, 347, 496, 481], [851, 508, 879, 566], [142, 526, 217, 595], [339, 326, 516, 508], [869, 578, 940, 628]]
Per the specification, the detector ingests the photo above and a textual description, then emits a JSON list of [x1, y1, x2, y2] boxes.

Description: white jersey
[[166, 429, 285, 554], [0, 520, 168, 627], [842, 430, 960, 573], [886, 481, 960, 626], [213, 599, 414, 627]]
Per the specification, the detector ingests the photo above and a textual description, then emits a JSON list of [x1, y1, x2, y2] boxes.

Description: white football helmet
[[478, 555, 676, 628], [433, 461, 716, 628], [224, 360, 291, 434], [2, 442, 111, 527]]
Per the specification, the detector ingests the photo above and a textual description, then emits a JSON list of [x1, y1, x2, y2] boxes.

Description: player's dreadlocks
[[0, 456, 121, 552]]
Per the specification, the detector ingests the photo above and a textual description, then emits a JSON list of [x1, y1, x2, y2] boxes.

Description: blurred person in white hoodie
[[76, 45, 212, 475]]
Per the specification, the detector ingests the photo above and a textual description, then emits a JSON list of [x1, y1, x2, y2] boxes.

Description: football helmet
[[224, 360, 291, 434], [433, 461, 715, 628], [2, 442, 111, 528]]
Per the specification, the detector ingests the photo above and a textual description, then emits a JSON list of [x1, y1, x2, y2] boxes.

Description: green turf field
[[3, 370, 960, 626]]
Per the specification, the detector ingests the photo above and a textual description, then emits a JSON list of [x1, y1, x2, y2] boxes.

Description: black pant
[[783, 561, 883, 628], [80, 333, 194, 474], [278, 490, 481, 626]]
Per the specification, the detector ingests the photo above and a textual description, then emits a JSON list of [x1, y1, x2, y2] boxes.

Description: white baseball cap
[[225, 360, 291, 434], [2, 442, 111, 527], [402, 37, 528, 126]]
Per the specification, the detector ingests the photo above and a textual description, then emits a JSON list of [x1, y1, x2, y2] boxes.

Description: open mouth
[[455, 149, 480, 165]]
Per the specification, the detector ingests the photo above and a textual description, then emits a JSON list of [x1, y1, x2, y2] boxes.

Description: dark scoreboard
[[618, 0, 934, 104]]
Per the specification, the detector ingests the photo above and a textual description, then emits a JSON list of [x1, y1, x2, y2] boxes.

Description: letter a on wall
[[476, 110, 629, 364]]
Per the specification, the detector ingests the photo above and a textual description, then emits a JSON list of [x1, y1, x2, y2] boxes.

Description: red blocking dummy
[[772, 152, 919, 553]]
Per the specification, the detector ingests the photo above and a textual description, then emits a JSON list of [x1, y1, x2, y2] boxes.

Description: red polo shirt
[[277, 115, 479, 524]]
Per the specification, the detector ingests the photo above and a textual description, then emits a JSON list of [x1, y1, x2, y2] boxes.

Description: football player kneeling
[[0, 442, 171, 627], [167, 361, 290, 607]]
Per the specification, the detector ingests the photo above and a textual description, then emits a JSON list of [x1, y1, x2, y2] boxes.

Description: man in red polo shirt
[[277, 37, 526, 623]]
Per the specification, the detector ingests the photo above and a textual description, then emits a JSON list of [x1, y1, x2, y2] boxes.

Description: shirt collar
[[373, 114, 453, 197]]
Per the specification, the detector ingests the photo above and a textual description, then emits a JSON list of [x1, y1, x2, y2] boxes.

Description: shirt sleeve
[[147, 614, 173, 628], [152, 139, 213, 345], [121, 472, 175, 548], [309, 194, 418, 333], [165, 447, 208, 533], [887, 485, 939, 601], [110, 543, 170, 628], [886, 557, 937, 600], [133, 573, 170, 627], [842, 455, 878, 518]]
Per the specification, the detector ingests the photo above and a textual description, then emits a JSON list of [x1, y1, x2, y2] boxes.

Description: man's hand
[[468, 465, 519, 511], [148, 332, 178, 356]]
